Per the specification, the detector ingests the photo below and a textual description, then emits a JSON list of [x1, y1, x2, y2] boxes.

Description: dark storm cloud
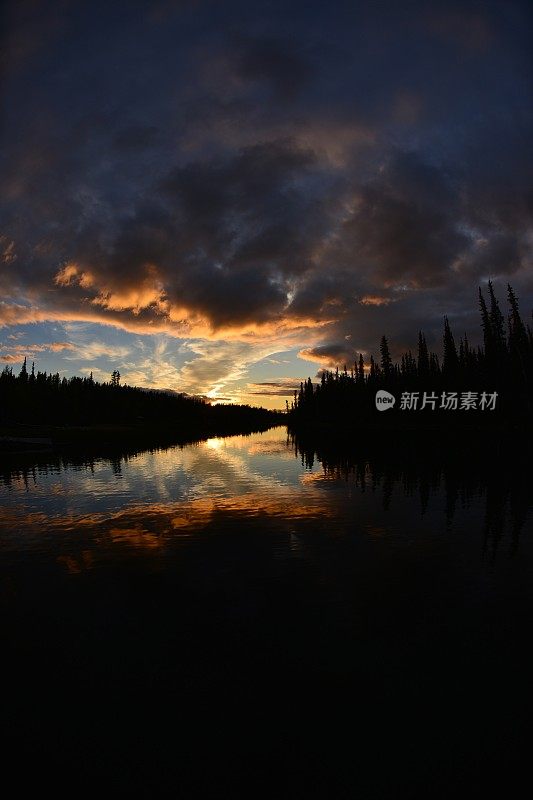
[[230, 34, 315, 102], [332, 151, 470, 289], [157, 137, 331, 300], [299, 343, 357, 368], [113, 126, 160, 151], [461, 119, 533, 234], [457, 232, 523, 278], [55, 137, 336, 329], [0, 0, 531, 362]]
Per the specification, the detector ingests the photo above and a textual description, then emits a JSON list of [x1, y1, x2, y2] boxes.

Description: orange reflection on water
[[57, 550, 94, 574], [299, 471, 341, 485], [0, 429, 343, 571], [109, 526, 163, 549], [0, 488, 336, 564]]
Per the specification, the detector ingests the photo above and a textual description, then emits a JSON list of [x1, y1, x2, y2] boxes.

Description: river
[[1, 426, 531, 795]]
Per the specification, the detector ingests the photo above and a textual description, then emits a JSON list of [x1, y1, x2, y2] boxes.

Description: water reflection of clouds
[[109, 526, 163, 550], [0, 489, 339, 577], [0, 428, 306, 520], [57, 551, 94, 574], [0, 428, 334, 557], [1, 487, 333, 539], [1, 429, 529, 567], [299, 472, 344, 485]]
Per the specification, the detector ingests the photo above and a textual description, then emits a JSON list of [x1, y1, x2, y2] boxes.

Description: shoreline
[[0, 420, 285, 455]]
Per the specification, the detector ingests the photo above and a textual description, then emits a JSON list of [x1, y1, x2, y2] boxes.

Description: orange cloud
[[358, 294, 393, 306], [54, 263, 94, 288], [1, 236, 16, 264], [48, 342, 75, 351], [0, 341, 75, 362], [0, 299, 334, 345], [298, 342, 356, 368]]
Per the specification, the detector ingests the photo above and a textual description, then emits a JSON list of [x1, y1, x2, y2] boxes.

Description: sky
[[1, 0, 532, 408]]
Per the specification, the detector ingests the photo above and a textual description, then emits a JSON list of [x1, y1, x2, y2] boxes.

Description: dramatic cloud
[[298, 344, 358, 369], [1, 0, 532, 403]]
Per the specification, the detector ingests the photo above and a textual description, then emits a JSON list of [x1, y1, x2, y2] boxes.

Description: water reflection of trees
[[291, 431, 532, 558], [0, 428, 270, 489], [0, 443, 176, 489]]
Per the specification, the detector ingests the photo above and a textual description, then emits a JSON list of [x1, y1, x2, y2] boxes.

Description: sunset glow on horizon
[[1, 0, 531, 408]]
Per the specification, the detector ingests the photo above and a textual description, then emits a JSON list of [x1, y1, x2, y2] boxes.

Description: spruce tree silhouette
[[288, 283, 532, 429], [358, 353, 365, 384], [442, 316, 459, 377], [380, 336, 393, 380], [488, 280, 507, 360], [417, 332, 429, 377]]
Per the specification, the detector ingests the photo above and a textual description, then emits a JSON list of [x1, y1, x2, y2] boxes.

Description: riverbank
[[287, 411, 532, 437], [0, 417, 284, 454]]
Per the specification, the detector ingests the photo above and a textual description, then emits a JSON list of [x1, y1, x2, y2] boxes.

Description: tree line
[[0, 362, 282, 434], [288, 283, 533, 427]]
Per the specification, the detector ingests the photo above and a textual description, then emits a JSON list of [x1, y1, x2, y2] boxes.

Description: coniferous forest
[[289, 283, 533, 431], [2, 282, 531, 445], [0, 363, 282, 447]]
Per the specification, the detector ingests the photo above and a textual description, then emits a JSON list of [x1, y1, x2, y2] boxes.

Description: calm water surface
[[1, 426, 532, 795]]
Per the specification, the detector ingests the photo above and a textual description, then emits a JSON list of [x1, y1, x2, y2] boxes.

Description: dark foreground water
[[1, 426, 532, 796]]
